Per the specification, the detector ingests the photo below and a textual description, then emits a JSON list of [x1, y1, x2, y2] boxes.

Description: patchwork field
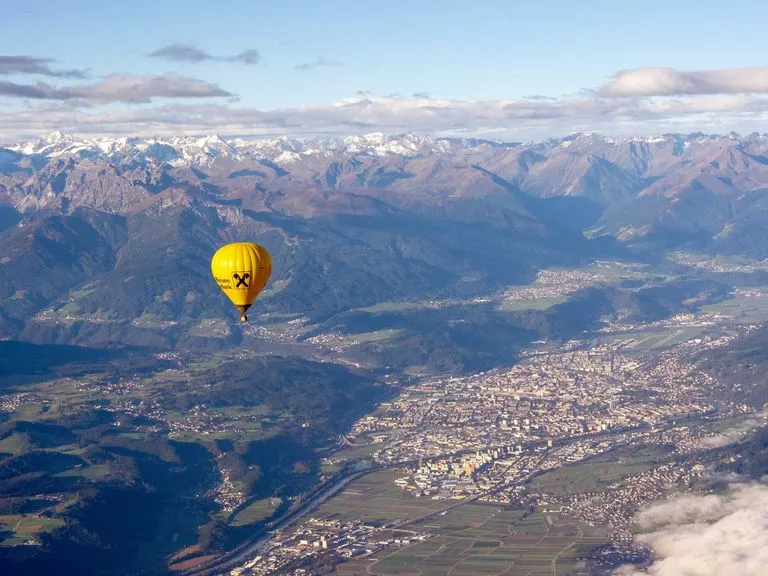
[[311, 470, 451, 523], [335, 505, 606, 576], [530, 461, 652, 498], [0, 512, 65, 547], [700, 290, 768, 323], [293, 469, 609, 576]]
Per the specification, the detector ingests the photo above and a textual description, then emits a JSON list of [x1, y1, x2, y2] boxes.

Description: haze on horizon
[[3, 0, 768, 141]]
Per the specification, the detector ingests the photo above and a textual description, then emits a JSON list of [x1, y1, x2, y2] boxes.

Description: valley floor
[[208, 291, 768, 576], [4, 258, 768, 576]]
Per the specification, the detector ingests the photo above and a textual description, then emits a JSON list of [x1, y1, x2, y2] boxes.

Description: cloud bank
[[601, 66, 768, 97], [0, 74, 232, 104], [699, 414, 766, 448], [0, 55, 87, 79], [4, 61, 768, 141], [148, 44, 260, 65], [5, 91, 768, 141], [612, 479, 768, 576]]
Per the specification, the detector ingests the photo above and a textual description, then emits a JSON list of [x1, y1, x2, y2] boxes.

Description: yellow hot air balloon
[[211, 242, 272, 322]]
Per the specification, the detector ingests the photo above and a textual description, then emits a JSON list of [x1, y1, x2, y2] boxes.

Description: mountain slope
[[0, 209, 126, 331], [2, 129, 768, 348], [3, 190, 614, 348]]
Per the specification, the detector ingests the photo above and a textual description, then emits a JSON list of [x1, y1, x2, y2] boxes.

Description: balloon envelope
[[211, 242, 272, 321]]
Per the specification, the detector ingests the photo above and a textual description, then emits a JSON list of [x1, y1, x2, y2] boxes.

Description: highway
[[180, 468, 370, 576], [180, 421, 659, 576]]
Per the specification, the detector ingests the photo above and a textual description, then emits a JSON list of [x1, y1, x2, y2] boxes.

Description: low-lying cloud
[[4, 92, 768, 141], [0, 74, 232, 103], [0, 55, 87, 78], [612, 479, 768, 576], [699, 413, 767, 448], [5, 64, 768, 141], [294, 58, 343, 71], [601, 65, 768, 97], [148, 44, 260, 65]]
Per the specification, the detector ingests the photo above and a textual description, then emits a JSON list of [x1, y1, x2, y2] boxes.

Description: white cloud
[[0, 74, 232, 104], [4, 92, 768, 143], [4, 64, 768, 141], [612, 479, 768, 576], [601, 66, 768, 98], [69, 74, 233, 103], [699, 414, 767, 448]]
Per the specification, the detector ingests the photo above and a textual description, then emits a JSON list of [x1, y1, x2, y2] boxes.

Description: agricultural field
[[295, 467, 611, 576], [312, 470, 451, 523], [530, 460, 654, 498], [0, 497, 75, 548], [335, 506, 606, 576], [229, 498, 278, 527], [699, 288, 768, 324], [0, 514, 65, 547], [499, 296, 566, 312]]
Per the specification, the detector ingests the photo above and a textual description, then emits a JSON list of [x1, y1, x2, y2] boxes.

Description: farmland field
[[299, 470, 609, 576], [333, 505, 607, 576], [311, 470, 451, 523]]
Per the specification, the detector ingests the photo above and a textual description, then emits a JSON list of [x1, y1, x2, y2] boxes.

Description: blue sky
[[2, 0, 768, 140]]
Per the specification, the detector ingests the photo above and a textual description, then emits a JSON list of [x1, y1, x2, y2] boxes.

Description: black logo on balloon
[[233, 272, 250, 289]]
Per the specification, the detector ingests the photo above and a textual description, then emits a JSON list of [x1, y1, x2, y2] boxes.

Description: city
[[221, 306, 765, 576]]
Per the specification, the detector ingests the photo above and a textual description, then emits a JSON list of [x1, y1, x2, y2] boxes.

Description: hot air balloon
[[211, 242, 272, 322]]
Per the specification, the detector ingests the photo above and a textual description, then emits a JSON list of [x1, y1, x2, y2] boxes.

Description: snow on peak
[[274, 150, 300, 164], [196, 134, 228, 148], [4, 130, 762, 170], [44, 130, 68, 143], [2, 130, 497, 164]]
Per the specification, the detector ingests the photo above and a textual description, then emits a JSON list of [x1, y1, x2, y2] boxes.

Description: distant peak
[[196, 134, 227, 146], [43, 130, 67, 143]]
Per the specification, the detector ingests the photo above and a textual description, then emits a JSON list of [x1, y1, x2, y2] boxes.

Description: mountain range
[[2, 129, 768, 352], [6, 129, 768, 242]]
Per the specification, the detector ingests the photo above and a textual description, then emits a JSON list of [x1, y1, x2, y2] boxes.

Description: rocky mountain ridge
[[1, 129, 766, 351], [4, 130, 768, 233]]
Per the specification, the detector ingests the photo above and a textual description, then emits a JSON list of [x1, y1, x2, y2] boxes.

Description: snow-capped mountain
[[3, 130, 519, 166], [4, 129, 768, 255], [6, 129, 768, 167]]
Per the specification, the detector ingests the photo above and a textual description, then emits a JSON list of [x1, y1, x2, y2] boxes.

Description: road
[[180, 469, 370, 576], [179, 414, 705, 576]]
